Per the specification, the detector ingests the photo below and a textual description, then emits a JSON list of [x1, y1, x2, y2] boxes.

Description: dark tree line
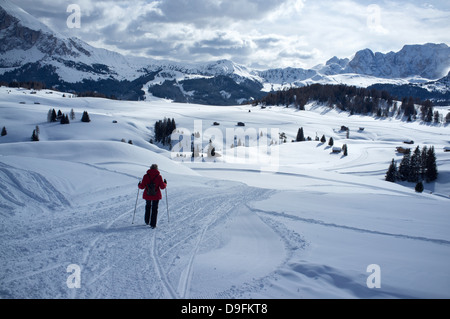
[[257, 83, 442, 122], [386, 146, 438, 184], [1, 81, 46, 90], [77, 91, 118, 100], [153, 118, 176, 146]]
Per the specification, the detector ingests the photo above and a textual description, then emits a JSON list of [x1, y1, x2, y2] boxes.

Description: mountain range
[[1, 0, 449, 105]]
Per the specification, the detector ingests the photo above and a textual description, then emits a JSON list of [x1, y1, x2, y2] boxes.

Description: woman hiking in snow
[[138, 164, 167, 228]]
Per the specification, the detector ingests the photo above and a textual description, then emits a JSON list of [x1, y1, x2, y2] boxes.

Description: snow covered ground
[[0, 86, 449, 299]]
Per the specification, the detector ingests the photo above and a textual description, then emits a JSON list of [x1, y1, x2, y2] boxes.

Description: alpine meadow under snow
[[0, 86, 450, 299]]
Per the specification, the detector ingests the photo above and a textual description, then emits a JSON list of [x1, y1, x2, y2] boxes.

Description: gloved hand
[[138, 182, 141, 187], [164, 179, 167, 184]]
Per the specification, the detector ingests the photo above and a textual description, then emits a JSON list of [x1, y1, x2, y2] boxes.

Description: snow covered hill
[[1, 86, 449, 299]]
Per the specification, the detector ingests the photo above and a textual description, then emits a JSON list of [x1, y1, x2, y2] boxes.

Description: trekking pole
[[165, 187, 170, 224], [132, 187, 140, 224]]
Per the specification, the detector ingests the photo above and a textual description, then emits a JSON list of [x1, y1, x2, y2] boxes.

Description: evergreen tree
[[70, 108, 76, 120], [424, 108, 433, 123], [342, 144, 348, 156], [385, 159, 398, 182], [153, 118, 177, 146], [415, 181, 424, 193], [296, 127, 305, 142], [328, 137, 334, 147], [420, 146, 428, 179], [51, 109, 57, 122], [47, 109, 52, 122], [404, 97, 416, 120], [31, 129, 39, 141], [420, 100, 433, 122], [81, 111, 91, 122], [60, 114, 70, 124], [1, 126, 6, 136], [399, 152, 411, 181], [320, 135, 326, 143], [170, 118, 176, 135], [154, 120, 162, 142], [425, 146, 438, 182], [433, 111, 440, 124], [409, 146, 421, 183]]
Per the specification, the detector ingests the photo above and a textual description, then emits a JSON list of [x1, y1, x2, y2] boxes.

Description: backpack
[[146, 174, 159, 196]]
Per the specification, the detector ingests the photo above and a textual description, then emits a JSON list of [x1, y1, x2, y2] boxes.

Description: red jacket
[[138, 169, 166, 200]]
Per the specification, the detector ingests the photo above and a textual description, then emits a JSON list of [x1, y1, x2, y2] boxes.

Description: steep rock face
[[0, 5, 93, 70], [321, 56, 350, 75], [0, 6, 42, 53], [345, 44, 450, 79]]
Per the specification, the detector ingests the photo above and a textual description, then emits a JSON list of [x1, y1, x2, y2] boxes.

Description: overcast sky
[[13, 0, 450, 69]]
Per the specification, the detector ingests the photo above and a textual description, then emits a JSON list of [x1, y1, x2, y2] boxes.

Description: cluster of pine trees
[[46, 108, 91, 124], [28, 109, 92, 143], [258, 84, 395, 112], [153, 118, 176, 146], [386, 146, 438, 185], [47, 108, 77, 124], [257, 83, 444, 122]]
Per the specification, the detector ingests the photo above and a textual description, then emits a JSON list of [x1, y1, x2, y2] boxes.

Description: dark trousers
[[145, 200, 159, 227]]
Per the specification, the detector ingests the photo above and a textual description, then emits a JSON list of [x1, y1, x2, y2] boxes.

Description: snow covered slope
[[1, 86, 449, 299]]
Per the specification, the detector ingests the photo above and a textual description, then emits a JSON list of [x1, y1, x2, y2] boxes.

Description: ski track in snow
[[0, 159, 281, 298], [151, 184, 275, 299], [250, 205, 450, 246], [0, 162, 70, 211], [150, 229, 178, 299]]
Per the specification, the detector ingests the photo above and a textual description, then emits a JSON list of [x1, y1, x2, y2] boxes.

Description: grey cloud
[[148, 0, 290, 26], [278, 50, 316, 60], [253, 36, 284, 49], [189, 32, 253, 58]]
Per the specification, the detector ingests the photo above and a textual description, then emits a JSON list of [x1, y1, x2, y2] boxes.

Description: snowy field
[[0, 86, 449, 299]]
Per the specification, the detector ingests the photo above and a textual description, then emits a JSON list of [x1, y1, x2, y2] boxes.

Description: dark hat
[[150, 164, 158, 170]]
